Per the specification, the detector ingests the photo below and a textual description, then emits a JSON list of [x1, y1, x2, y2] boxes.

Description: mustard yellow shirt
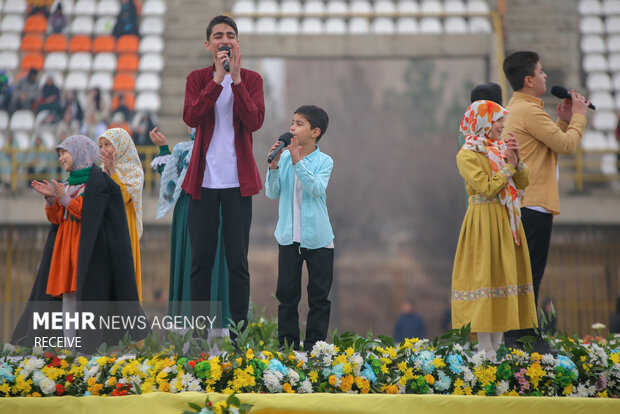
[[504, 91, 586, 215]]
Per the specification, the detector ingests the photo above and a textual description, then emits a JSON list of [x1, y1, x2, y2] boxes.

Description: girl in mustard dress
[[451, 100, 537, 360], [99, 128, 144, 300]]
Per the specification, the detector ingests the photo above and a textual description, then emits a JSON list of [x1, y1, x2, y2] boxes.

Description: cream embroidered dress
[[451, 100, 538, 333]]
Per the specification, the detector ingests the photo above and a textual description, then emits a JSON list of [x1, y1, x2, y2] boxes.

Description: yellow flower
[[309, 371, 318, 383], [343, 363, 353, 375], [296, 359, 304, 368], [397, 361, 408, 372], [159, 382, 170, 392], [246, 349, 254, 360], [106, 377, 116, 387], [530, 352, 542, 362], [610, 353, 620, 365], [345, 347, 354, 357], [598, 390, 608, 398], [380, 364, 389, 374], [526, 362, 545, 389], [433, 358, 445, 369], [77, 356, 89, 366], [562, 385, 573, 396], [288, 354, 295, 362], [340, 380, 352, 392], [236, 357, 242, 365], [12, 375, 33, 395], [60, 360, 69, 369], [97, 356, 109, 366], [424, 374, 435, 385], [282, 383, 294, 393], [0, 382, 11, 395], [328, 375, 338, 386], [334, 354, 347, 365], [29, 392, 42, 397], [384, 384, 399, 394], [385, 347, 397, 359], [473, 366, 497, 387]]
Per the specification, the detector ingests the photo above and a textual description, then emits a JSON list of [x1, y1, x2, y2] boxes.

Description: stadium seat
[[581, 34, 607, 53], [0, 51, 19, 71], [469, 16, 492, 33], [583, 53, 609, 72], [92, 35, 116, 53], [371, 17, 396, 33], [444, 16, 468, 33], [603, 0, 620, 14], [304, 0, 325, 14], [3, 0, 26, 14], [589, 91, 615, 110], [113, 72, 135, 91], [9, 109, 35, 131], [43, 52, 69, 71], [587, 72, 613, 91], [374, 1, 396, 14], [38, 71, 64, 89], [579, 0, 603, 15], [256, 17, 277, 33], [64, 71, 88, 90], [324, 18, 346, 34], [421, 0, 443, 14], [135, 71, 160, 91], [608, 34, 620, 52], [256, 0, 278, 15], [24, 15, 47, 34], [116, 34, 139, 53], [606, 16, 620, 33], [236, 17, 255, 34], [69, 34, 92, 52], [232, 0, 255, 14], [1, 15, 24, 32], [53, 0, 75, 16], [592, 111, 617, 130], [445, 1, 466, 14], [143, 0, 166, 15], [0, 110, 9, 130], [0, 33, 20, 51], [349, 17, 369, 33], [140, 17, 165, 36], [20, 53, 44, 71], [11, 130, 31, 149], [301, 17, 323, 34], [277, 17, 300, 34], [92, 52, 117, 71], [112, 92, 135, 111], [609, 53, 620, 70], [44, 33, 68, 52], [89, 71, 113, 90], [139, 53, 164, 72], [580, 16, 605, 34], [350, 1, 371, 13], [613, 72, 620, 90], [420, 17, 442, 33], [96, 0, 120, 16], [396, 17, 419, 33], [20, 34, 44, 53], [616, 92, 620, 109], [70, 16, 94, 34], [139, 35, 163, 54], [467, 0, 490, 14], [73, 0, 96, 15], [117, 53, 139, 72], [397, 0, 420, 13], [68, 52, 92, 71], [326, 1, 348, 15], [94, 16, 116, 35], [135, 91, 160, 111], [280, 0, 301, 15], [581, 130, 607, 150], [32, 129, 57, 149]]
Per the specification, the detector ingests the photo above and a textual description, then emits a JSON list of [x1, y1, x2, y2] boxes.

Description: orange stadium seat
[[20, 34, 44, 52], [44, 34, 68, 53], [116, 53, 139, 72], [116, 34, 139, 54], [92, 35, 116, 53], [69, 35, 92, 53], [113, 73, 136, 91], [112, 92, 136, 111], [20, 53, 44, 71], [23, 15, 47, 34]]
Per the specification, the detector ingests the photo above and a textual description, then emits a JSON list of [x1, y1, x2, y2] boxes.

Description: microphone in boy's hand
[[268, 132, 293, 164], [550, 85, 596, 110], [219, 45, 230, 72]]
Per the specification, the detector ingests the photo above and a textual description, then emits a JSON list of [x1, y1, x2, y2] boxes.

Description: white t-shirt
[[202, 74, 239, 189]]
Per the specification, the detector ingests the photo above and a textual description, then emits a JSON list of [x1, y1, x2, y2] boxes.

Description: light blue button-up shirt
[[265, 146, 334, 249]]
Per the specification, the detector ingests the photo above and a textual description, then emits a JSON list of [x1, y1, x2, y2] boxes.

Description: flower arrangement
[[184, 393, 252, 414], [1, 324, 619, 398]]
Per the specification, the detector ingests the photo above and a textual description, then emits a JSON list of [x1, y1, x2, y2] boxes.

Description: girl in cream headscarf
[[451, 100, 537, 362], [99, 128, 144, 300]]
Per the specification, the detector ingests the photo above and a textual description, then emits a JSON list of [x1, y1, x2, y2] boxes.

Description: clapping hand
[[100, 148, 117, 176], [504, 132, 520, 168], [50, 180, 66, 199], [31, 180, 53, 197]]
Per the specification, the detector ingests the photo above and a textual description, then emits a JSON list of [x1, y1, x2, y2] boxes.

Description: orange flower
[[384, 384, 399, 394]]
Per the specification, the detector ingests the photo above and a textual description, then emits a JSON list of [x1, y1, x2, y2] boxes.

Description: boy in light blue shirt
[[266, 105, 334, 352]]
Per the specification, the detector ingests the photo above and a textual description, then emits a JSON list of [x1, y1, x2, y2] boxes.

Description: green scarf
[[67, 167, 92, 185]]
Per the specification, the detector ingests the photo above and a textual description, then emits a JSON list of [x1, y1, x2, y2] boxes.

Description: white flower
[[298, 378, 313, 394], [453, 344, 464, 352], [471, 351, 485, 367], [180, 372, 194, 387], [187, 379, 202, 392], [3, 343, 16, 354], [84, 365, 99, 380], [591, 323, 606, 330], [463, 367, 475, 386], [32, 372, 45, 386], [286, 370, 300, 386], [572, 384, 596, 397], [542, 354, 555, 365], [496, 380, 509, 395], [169, 378, 180, 393], [40, 377, 56, 394], [263, 371, 283, 393]]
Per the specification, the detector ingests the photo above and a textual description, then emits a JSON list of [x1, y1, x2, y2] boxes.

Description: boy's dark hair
[[206, 15, 238, 40], [470, 82, 503, 105], [503, 51, 540, 91], [295, 105, 329, 142]]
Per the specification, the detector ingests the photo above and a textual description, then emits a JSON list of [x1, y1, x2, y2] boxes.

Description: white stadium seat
[[257, 0, 278, 15], [64, 71, 88, 91], [135, 72, 161, 91], [581, 130, 607, 150], [44, 52, 69, 71], [139, 36, 164, 54], [581, 34, 607, 53], [139, 53, 164, 72], [1, 15, 24, 32], [89, 71, 113, 91], [236, 17, 255, 34], [608, 34, 620, 51], [255, 17, 277, 33], [327, 1, 348, 15], [613, 72, 620, 90], [280, 0, 301, 14], [12, 131, 31, 150], [52, 0, 75, 16], [583, 53, 609, 72], [70, 16, 94, 34], [9, 110, 35, 131], [374, 1, 396, 14], [420, 17, 442, 33], [421, 0, 443, 14], [301, 17, 323, 34], [603, 0, 620, 14], [38, 72, 64, 89], [372, 17, 396, 33], [587, 72, 613, 91], [589, 91, 615, 110], [592, 111, 617, 130], [73, 0, 96, 15], [140, 17, 165, 36], [324, 17, 346, 34], [94, 16, 116, 35], [278, 17, 300, 34], [608, 53, 620, 70], [606, 16, 620, 33], [0, 33, 20, 51], [349, 17, 369, 33], [445, 1, 466, 14], [233, 0, 255, 14], [4, 0, 26, 14], [469, 16, 492, 33], [579, 0, 603, 15], [304, 0, 325, 14], [92, 52, 117, 71], [350, 1, 372, 14], [142, 0, 167, 16], [396, 17, 419, 33], [444, 16, 468, 33], [580, 16, 605, 34], [398, 0, 420, 13], [96, 0, 120, 16], [68, 52, 93, 71], [467, 0, 490, 14], [0, 111, 9, 130], [135, 92, 161, 111], [0, 51, 18, 71]]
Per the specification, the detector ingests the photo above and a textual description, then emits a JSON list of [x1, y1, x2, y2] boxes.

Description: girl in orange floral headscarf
[[452, 100, 537, 362]]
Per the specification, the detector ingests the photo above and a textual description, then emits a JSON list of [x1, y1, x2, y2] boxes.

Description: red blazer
[[182, 66, 265, 199]]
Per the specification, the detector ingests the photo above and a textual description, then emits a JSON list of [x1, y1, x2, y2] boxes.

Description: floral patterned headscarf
[[99, 128, 144, 238], [460, 100, 523, 245]]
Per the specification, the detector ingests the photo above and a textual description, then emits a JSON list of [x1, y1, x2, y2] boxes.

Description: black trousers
[[188, 187, 252, 330], [505, 207, 553, 343], [276, 243, 333, 351]]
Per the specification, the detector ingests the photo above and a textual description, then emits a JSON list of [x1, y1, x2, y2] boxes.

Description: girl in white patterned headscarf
[[99, 128, 144, 300]]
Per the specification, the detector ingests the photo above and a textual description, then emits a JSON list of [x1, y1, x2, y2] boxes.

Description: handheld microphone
[[550, 85, 596, 110], [268, 132, 293, 164], [219, 45, 230, 72]]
